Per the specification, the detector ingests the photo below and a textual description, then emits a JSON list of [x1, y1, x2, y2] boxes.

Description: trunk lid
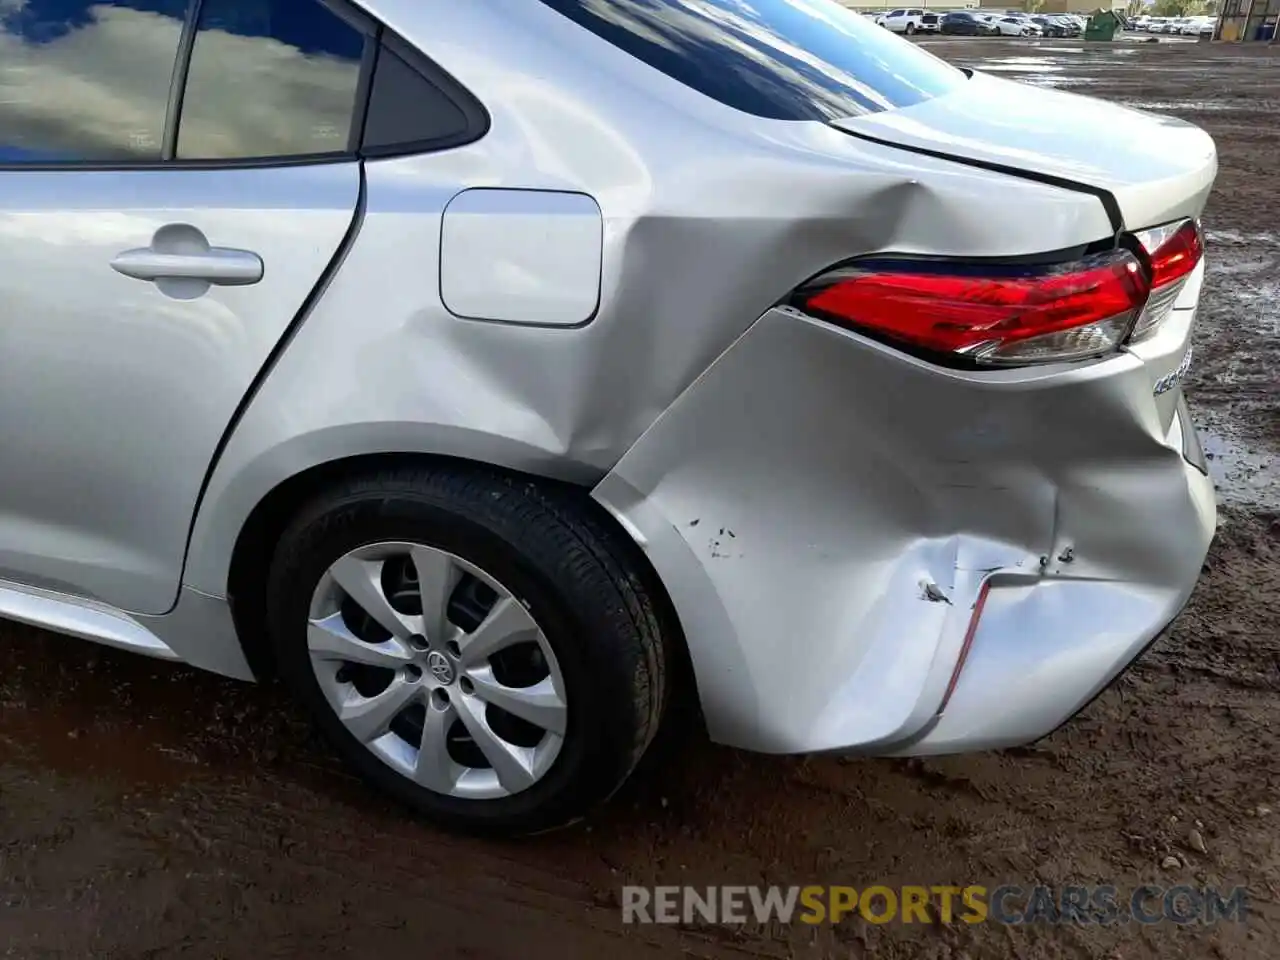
[[830, 72, 1216, 230]]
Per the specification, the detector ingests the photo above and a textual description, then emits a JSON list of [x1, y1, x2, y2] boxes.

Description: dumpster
[[1085, 9, 1123, 40]]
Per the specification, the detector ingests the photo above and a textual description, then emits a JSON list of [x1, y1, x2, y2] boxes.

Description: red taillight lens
[[797, 250, 1150, 366], [1129, 219, 1204, 342], [1140, 219, 1203, 289]]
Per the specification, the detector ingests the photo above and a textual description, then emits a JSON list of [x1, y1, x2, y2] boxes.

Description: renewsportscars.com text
[[622, 884, 1249, 926]]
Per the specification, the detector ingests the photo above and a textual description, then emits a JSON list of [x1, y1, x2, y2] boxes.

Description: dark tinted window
[[361, 40, 472, 154], [0, 0, 187, 162], [177, 0, 368, 160], [535, 0, 966, 121]]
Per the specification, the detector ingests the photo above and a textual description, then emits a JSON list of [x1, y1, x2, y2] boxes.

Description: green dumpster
[[1084, 9, 1123, 40]]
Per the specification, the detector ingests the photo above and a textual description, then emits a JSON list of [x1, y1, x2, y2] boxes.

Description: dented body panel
[[169, 0, 1218, 756], [183, 0, 1113, 598], [831, 71, 1218, 229], [593, 306, 1214, 753]]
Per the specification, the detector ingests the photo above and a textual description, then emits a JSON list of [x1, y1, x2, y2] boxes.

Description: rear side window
[[0, 0, 188, 162], [177, 0, 368, 160], [534, 0, 966, 121]]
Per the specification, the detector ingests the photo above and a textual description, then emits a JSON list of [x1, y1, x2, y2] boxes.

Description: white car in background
[[1191, 15, 1217, 36], [988, 14, 1042, 36], [877, 8, 940, 34]]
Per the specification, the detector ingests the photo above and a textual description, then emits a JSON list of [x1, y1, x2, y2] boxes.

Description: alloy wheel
[[306, 541, 567, 800]]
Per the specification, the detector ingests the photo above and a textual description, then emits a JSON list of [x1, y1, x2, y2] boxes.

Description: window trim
[[161, 0, 202, 161], [0, 0, 487, 172]]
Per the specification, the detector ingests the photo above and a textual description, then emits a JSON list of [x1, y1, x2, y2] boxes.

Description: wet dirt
[[2, 39, 1280, 960]]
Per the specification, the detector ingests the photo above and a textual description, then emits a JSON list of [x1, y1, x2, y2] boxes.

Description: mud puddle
[[1202, 430, 1280, 510]]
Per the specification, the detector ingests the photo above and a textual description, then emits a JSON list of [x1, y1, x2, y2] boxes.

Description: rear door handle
[[111, 248, 263, 286], [110, 224, 263, 299]]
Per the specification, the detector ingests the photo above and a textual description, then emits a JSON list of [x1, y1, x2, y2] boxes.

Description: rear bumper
[[594, 301, 1216, 756]]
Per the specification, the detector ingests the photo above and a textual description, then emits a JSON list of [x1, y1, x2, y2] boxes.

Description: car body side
[[106, 0, 1213, 757], [175, 0, 1108, 646]]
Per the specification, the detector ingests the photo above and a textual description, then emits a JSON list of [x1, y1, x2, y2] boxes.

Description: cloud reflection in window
[[539, 0, 965, 121], [0, 0, 186, 161]]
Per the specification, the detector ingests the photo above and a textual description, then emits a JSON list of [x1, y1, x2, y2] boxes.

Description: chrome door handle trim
[[110, 248, 264, 286]]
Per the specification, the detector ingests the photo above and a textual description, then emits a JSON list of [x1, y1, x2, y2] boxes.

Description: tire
[[905, 22, 916, 34], [265, 463, 670, 836]]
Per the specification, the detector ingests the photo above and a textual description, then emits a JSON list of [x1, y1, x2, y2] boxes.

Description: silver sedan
[[0, 0, 1216, 834]]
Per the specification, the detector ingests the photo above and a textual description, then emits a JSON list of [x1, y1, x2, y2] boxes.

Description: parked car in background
[[989, 14, 1042, 35], [877, 8, 939, 34], [941, 10, 995, 34], [1032, 14, 1078, 36], [3, 0, 1219, 838], [1184, 15, 1216, 35]]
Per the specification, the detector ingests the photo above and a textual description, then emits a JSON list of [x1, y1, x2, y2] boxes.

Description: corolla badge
[[1154, 347, 1193, 396]]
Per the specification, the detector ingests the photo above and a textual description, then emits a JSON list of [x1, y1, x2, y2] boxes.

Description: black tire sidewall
[[267, 485, 652, 835]]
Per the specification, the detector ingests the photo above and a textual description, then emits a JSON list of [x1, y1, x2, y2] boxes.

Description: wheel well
[[226, 453, 695, 702]]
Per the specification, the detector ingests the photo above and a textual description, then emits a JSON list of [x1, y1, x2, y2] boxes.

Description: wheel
[[905, 22, 916, 34], [265, 464, 669, 835]]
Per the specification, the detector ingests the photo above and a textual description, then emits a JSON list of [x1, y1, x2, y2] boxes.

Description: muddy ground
[[2, 38, 1279, 960]]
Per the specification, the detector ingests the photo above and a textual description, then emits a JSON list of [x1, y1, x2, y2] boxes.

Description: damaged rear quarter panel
[[593, 309, 1214, 754]]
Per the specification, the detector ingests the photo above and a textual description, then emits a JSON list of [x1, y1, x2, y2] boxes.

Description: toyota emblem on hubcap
[[425, 650, 455, 685]]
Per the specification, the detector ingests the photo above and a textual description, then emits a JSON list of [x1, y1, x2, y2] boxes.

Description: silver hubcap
[[307, 541, 567, 800]]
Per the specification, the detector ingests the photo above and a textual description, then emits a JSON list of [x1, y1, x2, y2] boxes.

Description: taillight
[[794, 250, 1150, 367], [1129, 219, 1203, 342]]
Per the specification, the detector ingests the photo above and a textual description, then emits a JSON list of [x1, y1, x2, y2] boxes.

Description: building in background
[[1216, 0, 1279, 40], [975, 0, 1126, 10], [977, 0, 1126, 9]]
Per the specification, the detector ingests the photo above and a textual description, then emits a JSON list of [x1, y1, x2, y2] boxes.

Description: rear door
[[0, 0, 368, 614]]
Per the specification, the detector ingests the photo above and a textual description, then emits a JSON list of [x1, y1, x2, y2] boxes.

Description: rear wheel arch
[[225, 453, 693, 699]]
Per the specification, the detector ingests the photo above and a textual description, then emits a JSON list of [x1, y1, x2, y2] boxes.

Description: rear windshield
[[534, 0, 967, 121]]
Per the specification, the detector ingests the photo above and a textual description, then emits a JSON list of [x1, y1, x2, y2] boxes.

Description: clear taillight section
[[1129, 219, 1204, 342], [795, 250, 1151, 367]]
